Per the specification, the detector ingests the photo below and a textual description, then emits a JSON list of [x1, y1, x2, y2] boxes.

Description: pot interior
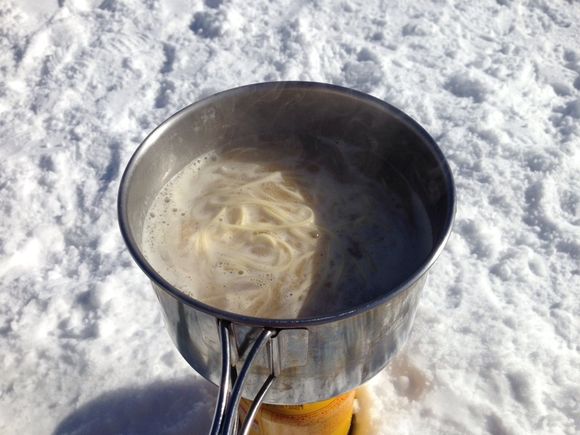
[[119, 82, 455, 323]]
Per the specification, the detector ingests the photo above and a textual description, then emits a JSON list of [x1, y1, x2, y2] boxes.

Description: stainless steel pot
[[118, 82, 455, 434]]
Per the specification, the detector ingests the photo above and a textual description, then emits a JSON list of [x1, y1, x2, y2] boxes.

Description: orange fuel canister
[[239, 390, 356, 435]]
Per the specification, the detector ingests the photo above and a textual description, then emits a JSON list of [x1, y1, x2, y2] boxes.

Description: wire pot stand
[[209, 320, 278, 435]]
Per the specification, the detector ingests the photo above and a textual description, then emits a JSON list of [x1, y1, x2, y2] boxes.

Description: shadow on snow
[[53, 377, 215, 435]]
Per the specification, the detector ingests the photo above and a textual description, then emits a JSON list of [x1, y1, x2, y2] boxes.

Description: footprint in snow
[[160, 43, 176, 74], [190, 11, 223, 39], [154, 80, 175, 109], [444, 73, 489, 103]]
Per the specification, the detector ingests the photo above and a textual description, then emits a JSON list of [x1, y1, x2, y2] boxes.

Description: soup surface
[[142, 141, 432, 318]]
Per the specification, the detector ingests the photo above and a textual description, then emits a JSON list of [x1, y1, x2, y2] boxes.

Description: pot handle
[[209, 320, 277, 435]]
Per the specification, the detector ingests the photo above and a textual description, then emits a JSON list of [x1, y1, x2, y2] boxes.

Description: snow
[[0, 0, 579, 434]]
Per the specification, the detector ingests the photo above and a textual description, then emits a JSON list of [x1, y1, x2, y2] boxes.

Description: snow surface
[[1, 0, 579, 434]]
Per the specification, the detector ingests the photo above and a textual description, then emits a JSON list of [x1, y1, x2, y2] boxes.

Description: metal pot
[[118, 82, 455, 434]]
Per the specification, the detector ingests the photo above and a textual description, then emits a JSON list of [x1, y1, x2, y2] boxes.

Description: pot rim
[[117, 81, 456, 328]]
